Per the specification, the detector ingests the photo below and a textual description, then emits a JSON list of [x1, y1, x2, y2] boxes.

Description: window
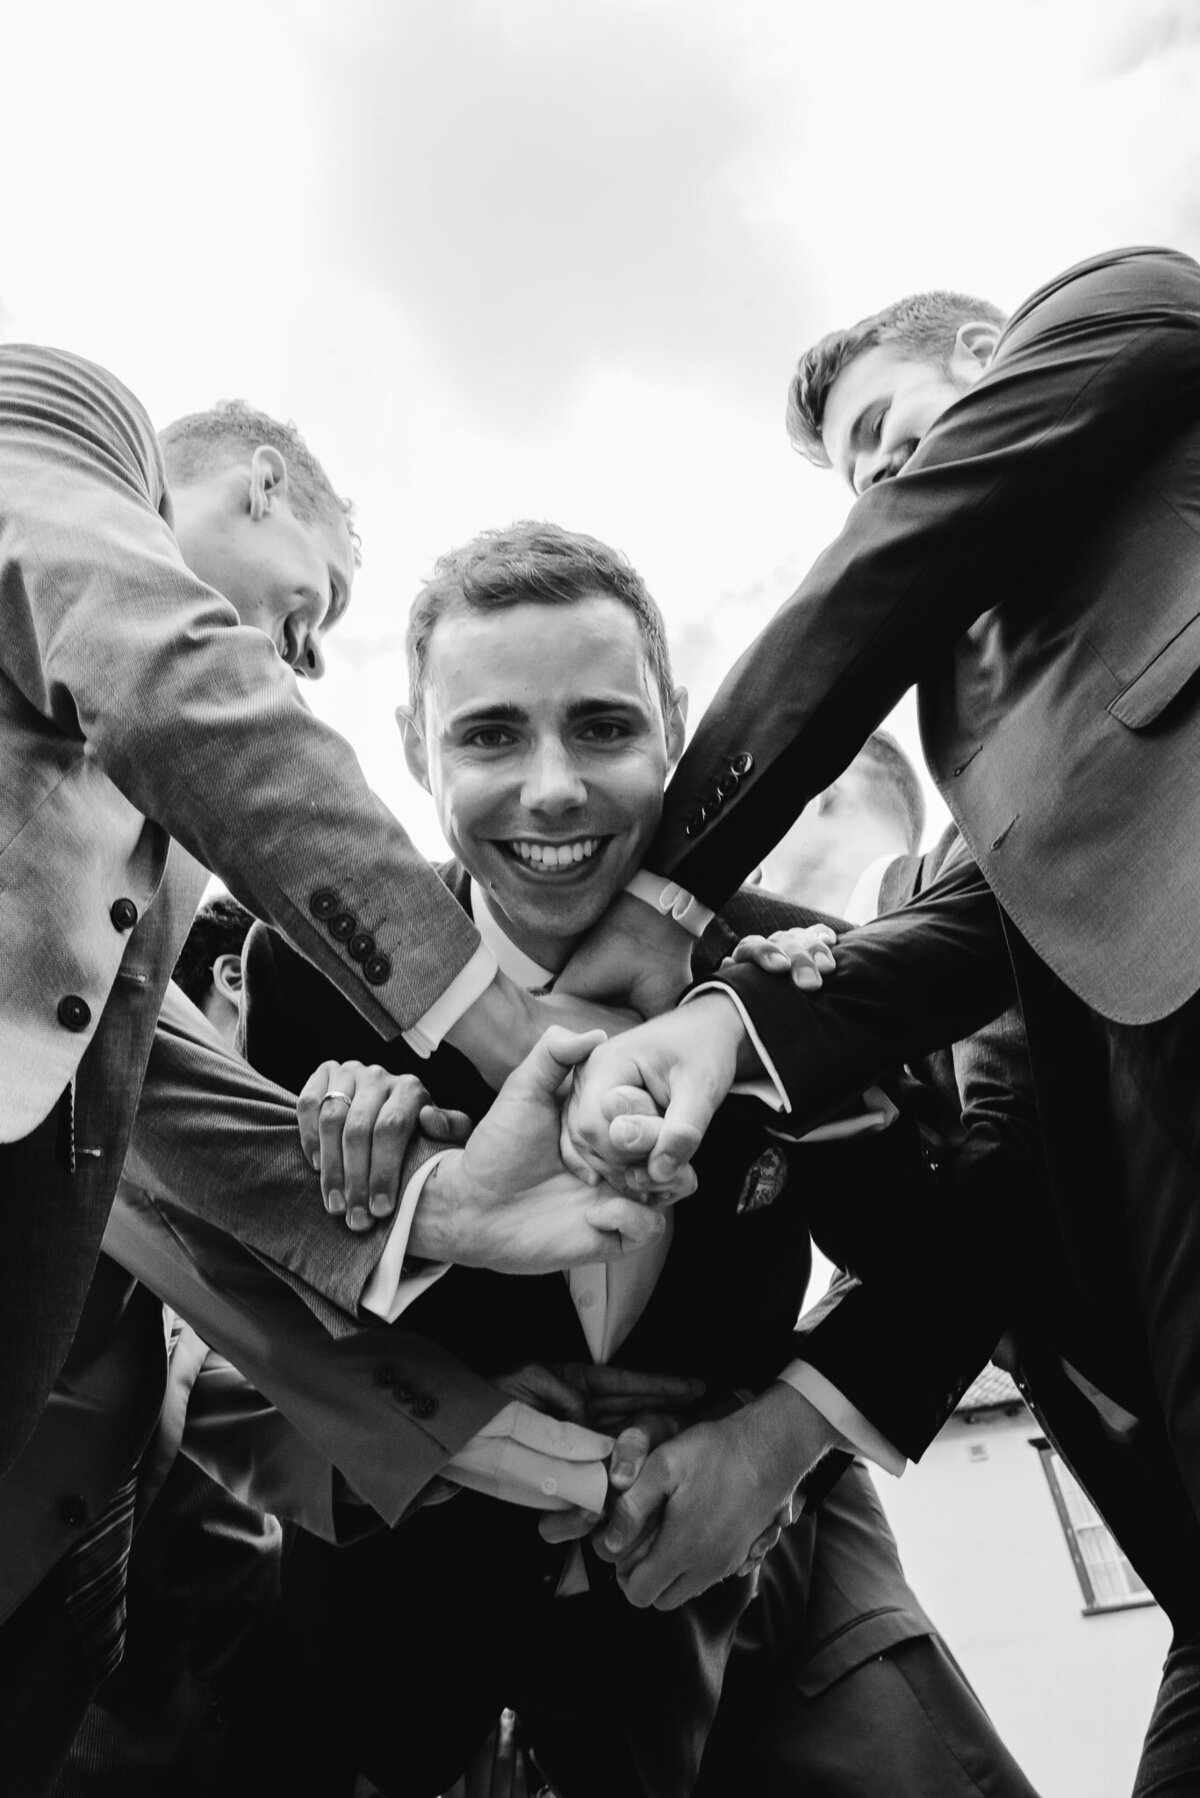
[[1034, 1439, 1155, 1613]]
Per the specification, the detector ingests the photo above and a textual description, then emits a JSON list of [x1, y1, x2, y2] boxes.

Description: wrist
[[751, 1380, 846, 1487], [406, 1150, 467, 1262], [444, 970, 538, 1086], [681, 990, 750, 1081]]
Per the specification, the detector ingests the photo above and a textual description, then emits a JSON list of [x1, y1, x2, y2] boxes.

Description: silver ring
[[319, 1088, 353, 1109]]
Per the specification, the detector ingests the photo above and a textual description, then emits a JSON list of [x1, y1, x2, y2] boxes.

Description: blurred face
[[402, 596, 685, 971], [172, 450, 354, 679], [821, 327, 997, 496]]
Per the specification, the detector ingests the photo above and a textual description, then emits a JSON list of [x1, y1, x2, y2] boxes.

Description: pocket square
[[736, 1145, 787, 1214]]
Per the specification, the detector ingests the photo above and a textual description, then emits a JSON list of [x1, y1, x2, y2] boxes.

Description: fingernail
[[347, 1207, 370, 1231], [369, 1193, 393, 1217], [327, 1189, 346, 1214], [310, 1152, 321, 1170], [766, 950, 790, 968], [604, 1529, 623, 1553], [612, 1120, 641, 1148], [794, 968, 820, 989], [611, 1458, 633, 1482]]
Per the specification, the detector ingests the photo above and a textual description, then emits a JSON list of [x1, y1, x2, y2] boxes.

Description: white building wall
[[871, 1406, 1171, 1798]]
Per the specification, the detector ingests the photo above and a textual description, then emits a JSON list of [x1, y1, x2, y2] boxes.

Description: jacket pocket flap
[[1109, 613, 1200, 728]]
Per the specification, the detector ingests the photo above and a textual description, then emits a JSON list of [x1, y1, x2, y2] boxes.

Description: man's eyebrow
[[443, 700, 529, 731], [565, 694, 651, 718]]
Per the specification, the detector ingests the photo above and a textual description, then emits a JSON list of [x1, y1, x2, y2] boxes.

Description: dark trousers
[[235, 1495, 751, 1798], [694, 1633, 1040, 1798], [1006, 934, 1200, 1793]]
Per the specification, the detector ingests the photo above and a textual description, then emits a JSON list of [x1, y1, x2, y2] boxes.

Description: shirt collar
[[469, 883, 558, 991]]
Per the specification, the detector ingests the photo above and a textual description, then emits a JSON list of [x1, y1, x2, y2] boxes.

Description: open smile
[[498, 835, 610, 875]]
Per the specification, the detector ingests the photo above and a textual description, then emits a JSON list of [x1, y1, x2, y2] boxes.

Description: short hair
[[406, 521, 676, 722], [786, 290, 1008, 467], [159, 400, 360, 563], [171, 893, 256, 1008], [853, 730, 926, 853]]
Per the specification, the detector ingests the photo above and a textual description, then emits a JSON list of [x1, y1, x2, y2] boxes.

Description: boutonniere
[[736, 1145, 788, 1215]]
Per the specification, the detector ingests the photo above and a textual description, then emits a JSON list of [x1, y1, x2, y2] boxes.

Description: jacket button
[[363, 953, 391, 986], [372, 1363, 398, 1388], [729, 752, 754, 776], [57, 994, 92, 1032], [310, 889, 340, 921], [59, 1494, 89, 1528], [347, 931, 376, 963], [329, 911, 357, 942], [684, 816, 704, 839], [715, 774, 739, 797], [391, 1379, 418, 1404], [412, 1394, 438, 1420], [109, 897, 139, 931]]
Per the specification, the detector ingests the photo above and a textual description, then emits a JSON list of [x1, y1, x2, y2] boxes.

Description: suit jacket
[[650, 247, 1200, 1026], [235, 869, 941, 1795], [0, 343, 479, 1471]]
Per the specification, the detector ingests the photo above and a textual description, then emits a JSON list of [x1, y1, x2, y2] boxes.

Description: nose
[[520, 740, 587, 814], [291, 621, 327, 681]]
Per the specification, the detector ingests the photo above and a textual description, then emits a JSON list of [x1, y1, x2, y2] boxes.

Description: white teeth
[[508, 837, 601, 869]]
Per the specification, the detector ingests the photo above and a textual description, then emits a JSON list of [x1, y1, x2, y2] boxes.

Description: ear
[[949, 320, 1002, 384], [210, 953, 243, 1006], [248, 445, 288, 521], [396, 704, 431, 791], [665, 686, 688, 771]]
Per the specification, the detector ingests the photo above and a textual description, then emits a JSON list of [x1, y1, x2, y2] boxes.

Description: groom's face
[[406, 595, 684, 969]]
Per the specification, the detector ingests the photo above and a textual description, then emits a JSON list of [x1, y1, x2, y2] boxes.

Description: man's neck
[[469, 884, 581, 989]]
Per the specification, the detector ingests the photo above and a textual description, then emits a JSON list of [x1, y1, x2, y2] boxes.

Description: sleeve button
[[363, 953, 392, 986], [347, 931, 376, 963], [310, 889, 340, 920], [412, 1394, 438, 1419], [329, 912, 357, 941], [730, 752, 754, 776]]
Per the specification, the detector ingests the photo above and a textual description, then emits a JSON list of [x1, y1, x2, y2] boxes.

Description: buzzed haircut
[[406, 521, 676, 722], [171, 892, 256, 1009], [159, 399, 360, 564], [787, 290, 1008, 467], [856, 730, 926, 853]]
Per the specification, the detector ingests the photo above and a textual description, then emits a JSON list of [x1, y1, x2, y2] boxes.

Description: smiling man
[[227, 520, 1037, 1798]]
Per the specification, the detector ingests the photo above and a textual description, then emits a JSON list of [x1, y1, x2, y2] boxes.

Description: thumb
[[512, 1026, 608, 1099], [609, 1423, 653, 1489], [599, 1450, 673, 1560]]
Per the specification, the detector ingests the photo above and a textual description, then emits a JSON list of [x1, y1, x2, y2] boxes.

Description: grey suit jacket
[[0, 342, 478, 1469], [652, 247, 1200, 1025]]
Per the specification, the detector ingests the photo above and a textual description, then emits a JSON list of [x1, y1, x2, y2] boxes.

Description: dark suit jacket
[[242, 868, 942, 1794], [651, 247, 1200, 1027]]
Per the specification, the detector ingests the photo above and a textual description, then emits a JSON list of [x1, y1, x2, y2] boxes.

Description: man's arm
[[648, 248, 1200, 903], [567, 853, 1013, 1181]]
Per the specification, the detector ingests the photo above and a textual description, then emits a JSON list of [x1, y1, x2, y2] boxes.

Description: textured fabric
[[61, 1472, 139, 1682], [0, 343, 478, 1142], [653, 247, 1200, 1026]]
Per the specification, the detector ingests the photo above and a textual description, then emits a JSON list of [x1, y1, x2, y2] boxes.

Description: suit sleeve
[[0, 345, 478, 1030], [715, 855, 1015, 1119], [652, 248, 1200, 900]]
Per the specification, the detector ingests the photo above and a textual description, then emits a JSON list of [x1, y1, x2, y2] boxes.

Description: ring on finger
[[319, 1088, 354, 1109]]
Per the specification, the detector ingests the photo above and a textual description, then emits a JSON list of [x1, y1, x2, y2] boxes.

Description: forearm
[[716, 859, 1013, 1118]]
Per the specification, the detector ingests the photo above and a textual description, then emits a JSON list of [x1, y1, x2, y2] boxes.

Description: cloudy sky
[[3, 0, 1199, 857]]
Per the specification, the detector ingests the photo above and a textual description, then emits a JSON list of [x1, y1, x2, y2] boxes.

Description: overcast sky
[[4, 0, 1199, 857]]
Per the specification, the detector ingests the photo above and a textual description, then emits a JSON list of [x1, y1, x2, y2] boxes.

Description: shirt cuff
[[402, 945, 498, 1058], [683, 981, 790, 1113], [625, 870, 715, 939], [361, 1151, 454, 1322], [779, 1360, 907, 1478], [443, 1401, 613, 1511]]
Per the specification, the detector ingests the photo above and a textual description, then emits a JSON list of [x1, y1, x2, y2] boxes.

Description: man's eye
[[581, 721, 628, 744], [871, 407, 888, 440], [464, 728, 516, 750]]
